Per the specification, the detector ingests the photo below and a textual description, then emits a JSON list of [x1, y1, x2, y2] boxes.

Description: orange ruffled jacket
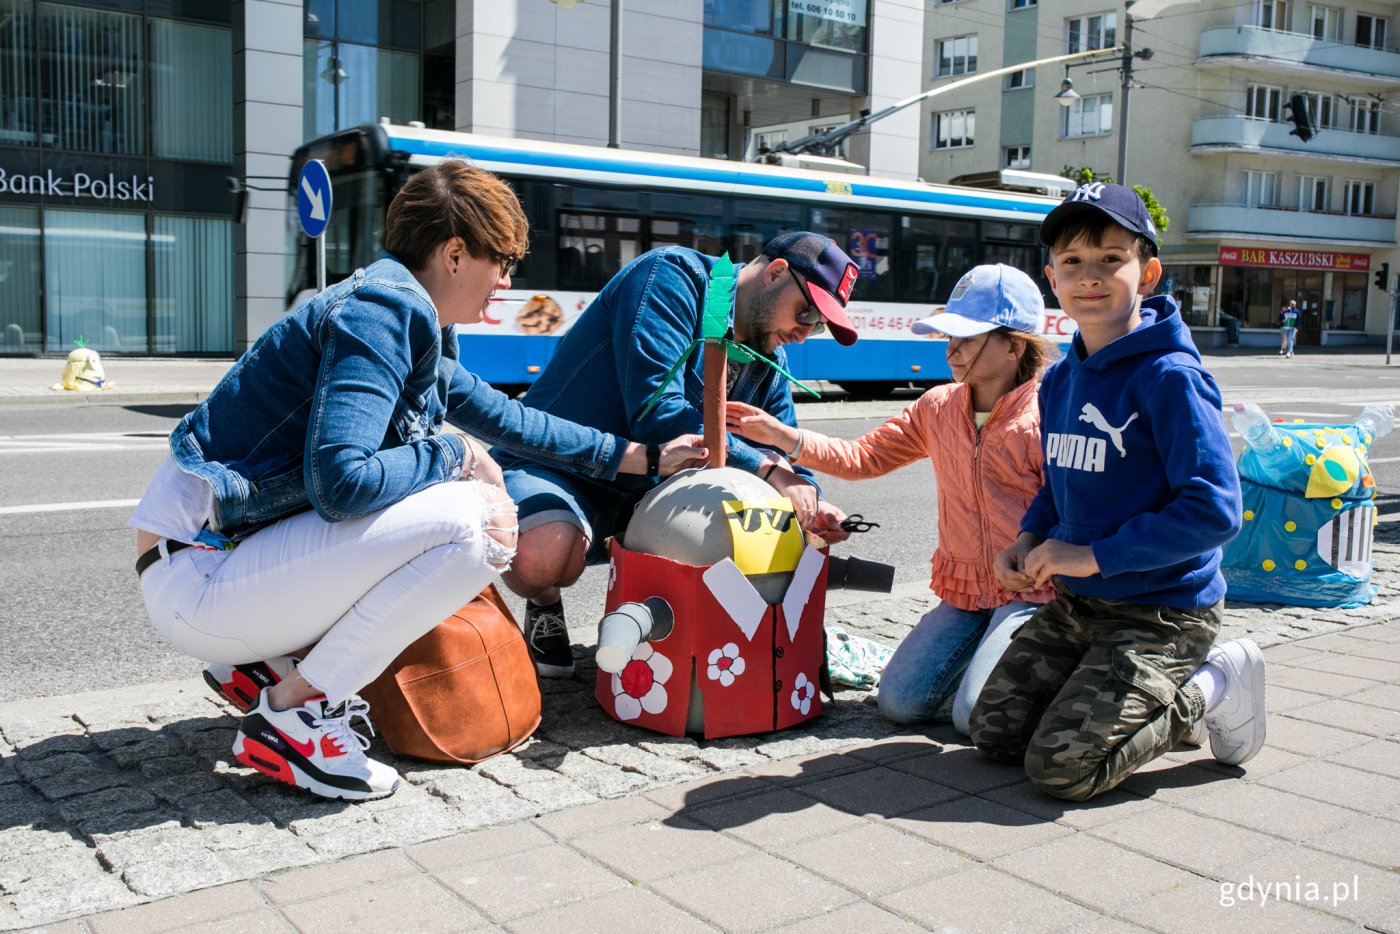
[[798, 378, 1055, 611]]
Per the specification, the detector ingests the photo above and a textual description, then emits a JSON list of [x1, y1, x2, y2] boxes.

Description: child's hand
[[725, 402, 799, 451], [807, 500, 852, 545], [1024, 540, 1100, 588], [994, 534, 1039, 591]]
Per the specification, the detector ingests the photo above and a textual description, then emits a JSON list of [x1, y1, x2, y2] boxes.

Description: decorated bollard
[[1221, 402, 1391, 608], [596, 466, 829, 738]]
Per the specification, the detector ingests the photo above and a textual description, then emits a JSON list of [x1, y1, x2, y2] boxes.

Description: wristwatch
[[646, 443, 661, 477]]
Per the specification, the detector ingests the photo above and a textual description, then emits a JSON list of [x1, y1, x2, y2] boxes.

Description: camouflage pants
[[968, 584, 1220, 802]]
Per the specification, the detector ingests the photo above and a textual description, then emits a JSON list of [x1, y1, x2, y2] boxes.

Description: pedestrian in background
[[1279, 299, 1299, 358], [129, 160, 704, 801]]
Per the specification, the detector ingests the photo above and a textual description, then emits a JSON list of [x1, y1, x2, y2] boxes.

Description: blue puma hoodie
[[1021, 295, 1242, 607]]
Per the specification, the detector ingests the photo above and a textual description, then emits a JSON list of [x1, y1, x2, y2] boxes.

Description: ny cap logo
[[1069, 182, 1107, 203]]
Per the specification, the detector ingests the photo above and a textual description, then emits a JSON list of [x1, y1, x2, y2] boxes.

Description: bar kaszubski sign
[[1219, 247, 1371, 272]]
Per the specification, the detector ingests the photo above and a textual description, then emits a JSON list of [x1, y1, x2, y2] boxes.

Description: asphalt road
[[2, 350, 1399, 701]]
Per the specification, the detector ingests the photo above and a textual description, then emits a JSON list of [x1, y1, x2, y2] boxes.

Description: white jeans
[[140, 481, 516, 704]]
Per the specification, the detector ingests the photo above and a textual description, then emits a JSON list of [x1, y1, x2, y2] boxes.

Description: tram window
[[650, 217, 725, 255], [981, 221, 1037, 243], [729, 197, 805, 259], [649, 193, 726, 254], [807, 209, 895, 301], [981, 243, 1039, 276], [900, 216, 976, 304], [558, 211, 642, 290]]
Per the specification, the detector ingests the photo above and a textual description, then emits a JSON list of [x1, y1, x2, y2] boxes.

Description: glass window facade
[[303, 0, 442, 140], [0, 0, 233, 355], [703, 0, 867, 94]]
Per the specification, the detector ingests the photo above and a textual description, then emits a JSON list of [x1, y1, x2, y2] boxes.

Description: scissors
[[838, 514, 880, 534]]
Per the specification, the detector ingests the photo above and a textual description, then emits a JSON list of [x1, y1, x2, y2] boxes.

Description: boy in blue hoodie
[[970, 183, 1265, 801]]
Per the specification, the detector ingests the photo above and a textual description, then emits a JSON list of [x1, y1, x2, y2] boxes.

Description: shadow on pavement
[[3, 714, 360, 843], [662, 736, 1234, 833]]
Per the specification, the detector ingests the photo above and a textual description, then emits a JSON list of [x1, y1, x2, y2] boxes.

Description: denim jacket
[[169, 255, 625, 540], [500, 246, 816, 495]]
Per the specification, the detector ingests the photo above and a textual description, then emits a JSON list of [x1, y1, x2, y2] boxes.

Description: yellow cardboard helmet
[[51, 341, 111, 392]]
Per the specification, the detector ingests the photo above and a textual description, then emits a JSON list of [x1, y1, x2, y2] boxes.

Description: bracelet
[[464, 445, 479, 481], [645, 443, 661, 478], [762, 462, 779, 482], [788, 431, 804, 461]]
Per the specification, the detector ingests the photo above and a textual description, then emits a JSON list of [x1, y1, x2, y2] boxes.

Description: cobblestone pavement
[[4, 526, 1400, 931]]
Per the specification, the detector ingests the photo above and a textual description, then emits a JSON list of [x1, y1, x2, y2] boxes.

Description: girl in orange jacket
[[726, 264, 1057, 735]]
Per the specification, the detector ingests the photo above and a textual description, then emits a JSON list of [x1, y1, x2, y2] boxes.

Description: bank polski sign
[[788, 0, 865, 25], [0, 167, 155, 202]]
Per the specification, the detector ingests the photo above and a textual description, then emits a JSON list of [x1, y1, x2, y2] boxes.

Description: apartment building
[[923, 0, 1400, 348]]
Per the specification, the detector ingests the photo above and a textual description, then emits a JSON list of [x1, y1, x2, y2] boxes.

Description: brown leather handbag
[[361, 585, 542, 764]]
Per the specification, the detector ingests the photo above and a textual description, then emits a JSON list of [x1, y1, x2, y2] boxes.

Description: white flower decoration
[[790, 671, 815, 716], [706, 642, 746, 687], [611, 643, 672, 721]]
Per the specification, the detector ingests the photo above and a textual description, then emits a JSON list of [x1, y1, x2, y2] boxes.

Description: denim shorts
[[501, 462, 646, 565]]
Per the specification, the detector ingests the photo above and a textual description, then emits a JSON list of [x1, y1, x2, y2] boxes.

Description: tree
[[1060, 167, 1170, 246]]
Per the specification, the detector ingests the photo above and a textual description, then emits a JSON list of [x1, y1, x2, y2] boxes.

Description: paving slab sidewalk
[[6, 533, 1400, 933]]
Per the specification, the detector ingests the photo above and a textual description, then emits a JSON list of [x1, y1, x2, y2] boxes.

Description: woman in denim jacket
[[129, 162, 705, 800]]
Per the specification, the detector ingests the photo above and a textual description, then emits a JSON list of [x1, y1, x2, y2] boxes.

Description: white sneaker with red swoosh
[[232, 690, 399, 800]]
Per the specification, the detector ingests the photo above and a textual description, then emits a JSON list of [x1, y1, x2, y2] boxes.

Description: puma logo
[[1079, 403, 1138, 458]]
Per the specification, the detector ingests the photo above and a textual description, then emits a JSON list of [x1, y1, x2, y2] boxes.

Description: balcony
[[1187, 203, 1396, 245], [1191, 116, 1400, 166], [1197, 26, 1400, 88]]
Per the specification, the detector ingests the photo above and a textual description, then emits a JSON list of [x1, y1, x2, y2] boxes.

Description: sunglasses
[[488, 249, 523, 275], [787, 268, 828, 335]]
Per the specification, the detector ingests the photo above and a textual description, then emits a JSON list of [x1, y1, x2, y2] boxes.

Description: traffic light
[[1287, 94, 1317, 143], [1375, 262, 1390, 291]]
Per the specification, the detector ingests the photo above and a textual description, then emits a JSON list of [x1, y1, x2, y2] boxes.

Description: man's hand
[[994, 532, 1040, 591], [1023, 539, 1099, 588], [807, 500, 852, 545], [765, 466, 817, 531], [725, 401, 799, 452], [658, 434, 709, 476]]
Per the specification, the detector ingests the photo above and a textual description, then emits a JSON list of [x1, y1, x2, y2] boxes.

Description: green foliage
[[1059, 167, 1171, 245]]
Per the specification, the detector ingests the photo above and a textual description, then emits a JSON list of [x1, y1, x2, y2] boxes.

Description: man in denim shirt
[[497, 233, 861, 676]]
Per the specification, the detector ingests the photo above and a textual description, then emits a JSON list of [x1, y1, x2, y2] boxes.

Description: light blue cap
[[911, 264, 1044, 338]]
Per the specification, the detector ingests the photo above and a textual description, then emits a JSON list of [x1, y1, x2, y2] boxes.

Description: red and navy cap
[[1039, 182, 1160, 255], [761, 232, 860, 346]]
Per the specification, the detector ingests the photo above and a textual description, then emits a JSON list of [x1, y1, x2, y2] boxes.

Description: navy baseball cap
[[911, 264, 1044, 338], [1039, 182, 1159, 255], [762, 232, 860, 345]]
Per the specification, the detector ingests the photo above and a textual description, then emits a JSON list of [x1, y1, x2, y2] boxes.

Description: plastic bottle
[[1355, 403, 1395, 443], [1232, 402, 1280, 452]]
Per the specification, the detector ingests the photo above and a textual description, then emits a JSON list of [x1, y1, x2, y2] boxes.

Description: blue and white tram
[[288, 123, 1072, 395]]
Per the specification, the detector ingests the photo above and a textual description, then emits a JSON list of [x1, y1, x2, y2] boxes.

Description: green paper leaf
[[703, 254, 735, 340]]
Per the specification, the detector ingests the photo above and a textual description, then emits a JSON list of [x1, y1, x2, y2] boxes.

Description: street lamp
[[1116, 0, 1197, 185], [1053, 68, 1080, 107], [548, 0, 622, 148]]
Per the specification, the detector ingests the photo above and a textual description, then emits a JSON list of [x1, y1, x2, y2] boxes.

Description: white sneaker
[[1182, 716, 1207, 747], [232, 690, 399, 800], [1202, 639, 1267, 766], [204, 656, 297, 712]]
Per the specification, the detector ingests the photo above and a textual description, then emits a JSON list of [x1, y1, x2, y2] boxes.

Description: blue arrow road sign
[[297, 159, 332, 239]]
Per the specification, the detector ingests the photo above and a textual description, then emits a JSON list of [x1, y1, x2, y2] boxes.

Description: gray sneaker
[[1202, 639, 1267, 766]]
